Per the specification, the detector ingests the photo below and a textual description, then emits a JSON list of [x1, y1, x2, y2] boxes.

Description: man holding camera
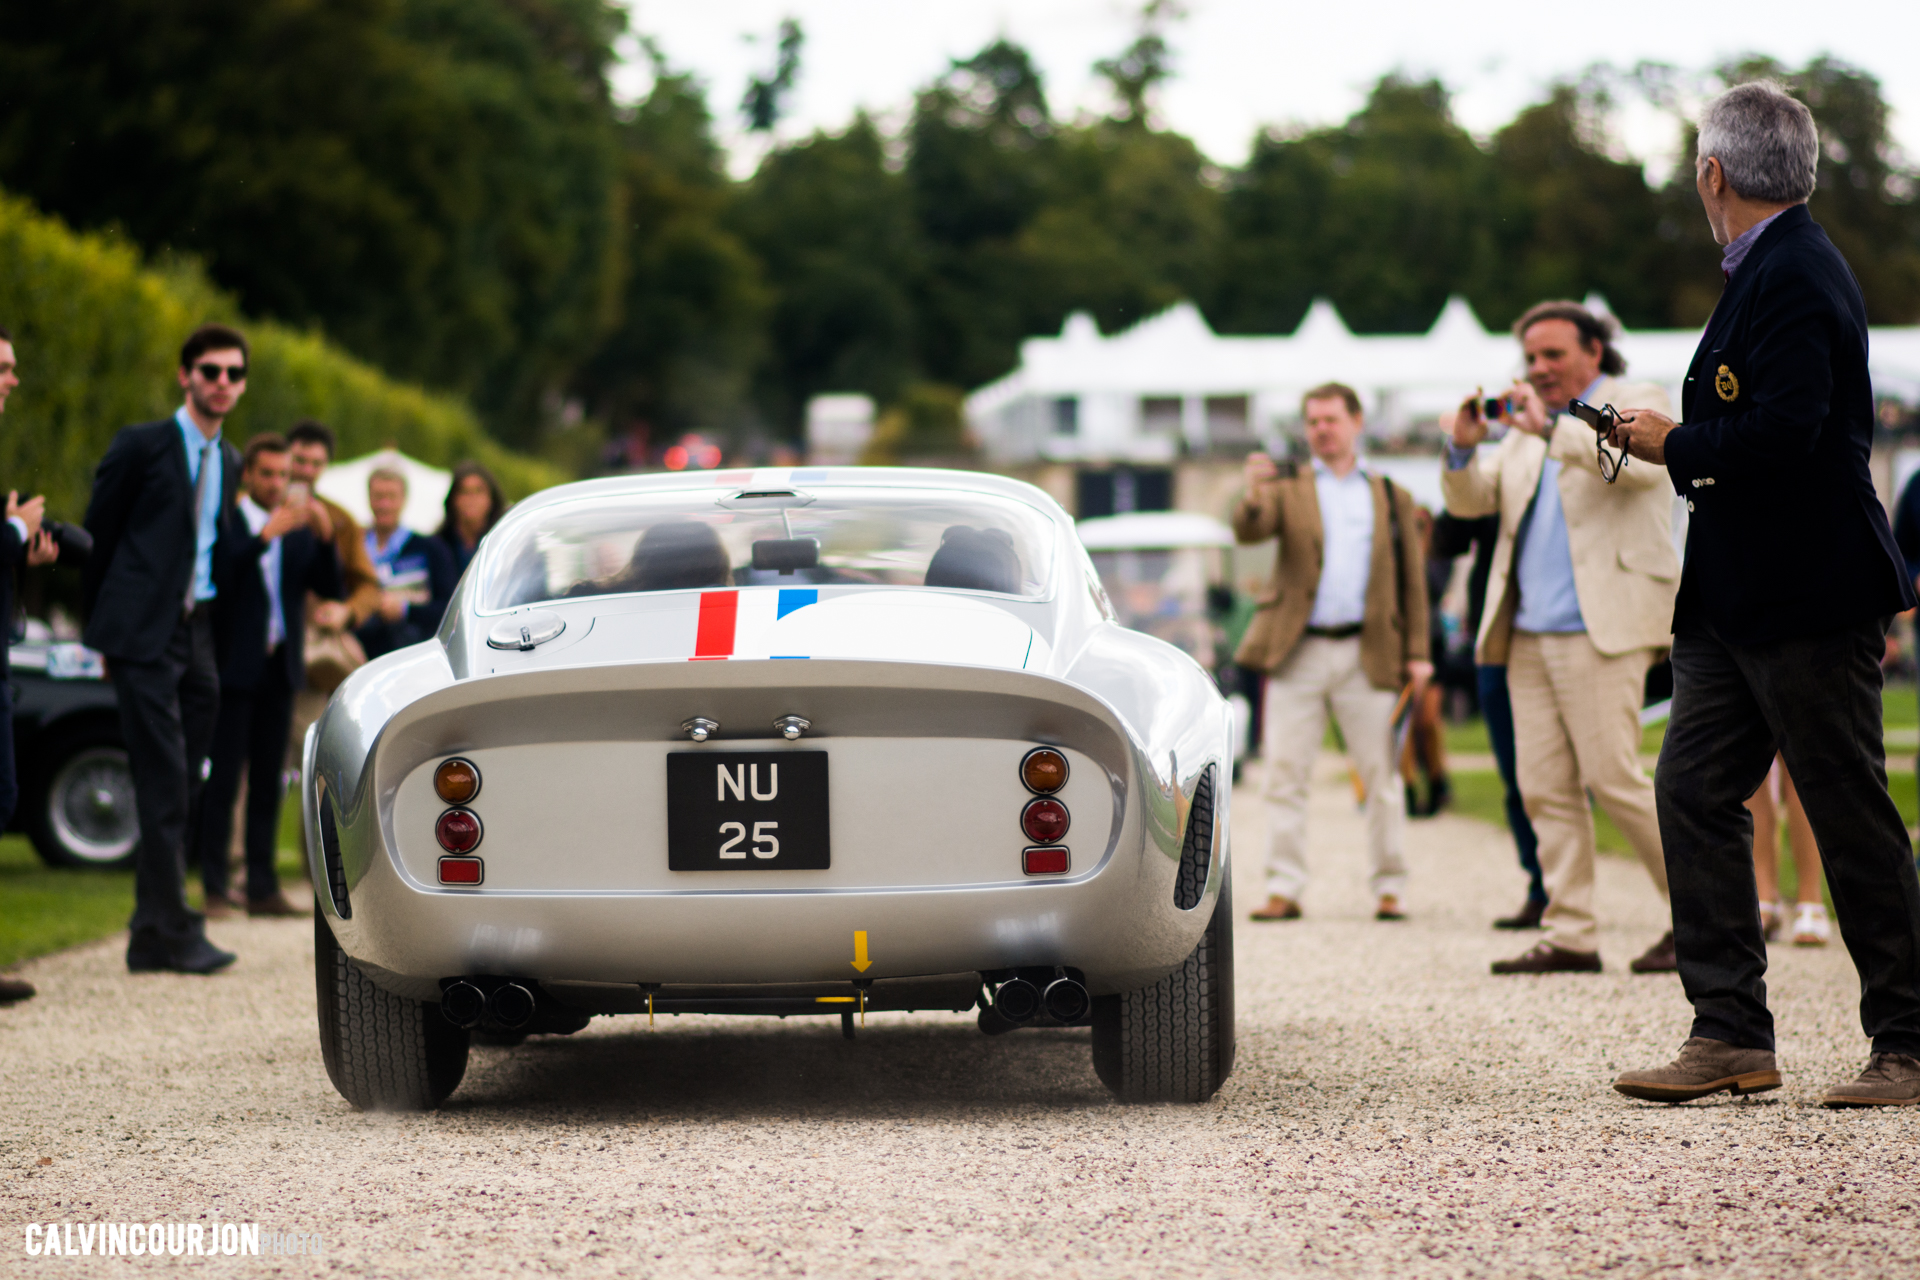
[[1609, 83, 1920, 1106], [1443, 301, 1679, 975]]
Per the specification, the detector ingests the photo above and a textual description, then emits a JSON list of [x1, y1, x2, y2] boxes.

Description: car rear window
[[476, 487, 1059, 611]]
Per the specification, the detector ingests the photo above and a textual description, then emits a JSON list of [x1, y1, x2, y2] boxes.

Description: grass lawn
[[1444, 766, 1919, 911], [0, 795, 308, 971]]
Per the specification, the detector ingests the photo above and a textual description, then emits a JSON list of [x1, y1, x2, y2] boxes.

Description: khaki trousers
[[1508, 632, 1668, 954], [1262, 636, 1407, 904]]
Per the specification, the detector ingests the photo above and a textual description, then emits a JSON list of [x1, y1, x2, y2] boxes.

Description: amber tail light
[[1020, 748, 1068, 794], [435, 758, 481, 805]]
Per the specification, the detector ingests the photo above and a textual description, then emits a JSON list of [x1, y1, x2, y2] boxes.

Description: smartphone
[[286, 480, 311, 506]]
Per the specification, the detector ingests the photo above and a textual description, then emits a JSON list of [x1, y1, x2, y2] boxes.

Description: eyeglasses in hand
[[1567, 398, 1627, 483]]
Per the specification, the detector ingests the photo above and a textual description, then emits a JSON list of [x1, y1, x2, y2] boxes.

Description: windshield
[[477, 487, 1059, 612]]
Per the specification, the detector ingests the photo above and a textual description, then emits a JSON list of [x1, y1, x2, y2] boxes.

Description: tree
[[1476, 85, 1670, 330], [0, 0, 625, 446], [741, 19, 805, 133], [1211, 77, 1495, 334], [571, 47, 768, 450], [729, 117, 924, 431]]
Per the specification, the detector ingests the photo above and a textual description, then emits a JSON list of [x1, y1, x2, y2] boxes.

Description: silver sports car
[[306, 467, 1234, 1109]]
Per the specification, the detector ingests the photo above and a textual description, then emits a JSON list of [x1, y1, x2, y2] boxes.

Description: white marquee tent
[[967, 296, 1920, 466], [315, 448, 452, 536]]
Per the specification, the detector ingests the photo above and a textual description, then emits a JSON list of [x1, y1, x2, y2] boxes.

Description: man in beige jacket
[[1235, 383, 1431, 922], [1442, 301, 1679, 974]]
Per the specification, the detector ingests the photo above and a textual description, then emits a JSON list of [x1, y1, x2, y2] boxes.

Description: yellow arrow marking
[[851, 930, 872, 973]]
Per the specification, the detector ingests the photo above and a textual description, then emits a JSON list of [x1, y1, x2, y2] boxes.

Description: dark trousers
[[192, 657, 295, 903], [1658, 618, 1920, 1056], [0, 682, 16, 831], [1476, 663, 1544, 906], [110, 607, 221, 954]]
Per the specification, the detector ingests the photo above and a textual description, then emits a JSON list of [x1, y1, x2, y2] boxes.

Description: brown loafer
[[1375, 895, 1406, 921], [1629, 930, 1678, 973], [1821, 1052, 1920, 1107], [1615, 1037, 1781, 1102], [202, 894, 241, 921], [1249, 894, 1301, 921], [1490, 941, 1602, 974], [247, 891, 311, 918]]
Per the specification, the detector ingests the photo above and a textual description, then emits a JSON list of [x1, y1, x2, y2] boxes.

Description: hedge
[[0, 189, 564, 522]]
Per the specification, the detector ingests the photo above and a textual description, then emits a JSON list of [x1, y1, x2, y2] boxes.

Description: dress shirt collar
[[175, 405, 221, 464], [1308, 454, 1367, 482], [1722, 208, 1790, 280]]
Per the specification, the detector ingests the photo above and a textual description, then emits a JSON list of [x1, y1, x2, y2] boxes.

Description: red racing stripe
[[693, 590, 737, 659]]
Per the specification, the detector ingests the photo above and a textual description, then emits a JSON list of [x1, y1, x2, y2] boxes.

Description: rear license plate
[[666, 752, 830, 871]]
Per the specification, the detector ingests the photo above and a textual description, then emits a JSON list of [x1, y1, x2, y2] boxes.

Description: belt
[[1304, 623, 1363, 639]]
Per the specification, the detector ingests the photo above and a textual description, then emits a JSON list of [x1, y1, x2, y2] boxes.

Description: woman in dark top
[[437, 461, 506, 576]]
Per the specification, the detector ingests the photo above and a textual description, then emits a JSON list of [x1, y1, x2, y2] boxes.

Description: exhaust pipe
[[1042, 976, 1090, 1024], [441, 980, 486, 1029], [993, 977, 1041, 1023], [487, 981, 537, 1030]]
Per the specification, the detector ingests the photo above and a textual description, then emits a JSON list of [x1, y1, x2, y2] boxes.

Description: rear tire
[[1092, 865, 1235, 1102], [314, 908, 468, 1110]]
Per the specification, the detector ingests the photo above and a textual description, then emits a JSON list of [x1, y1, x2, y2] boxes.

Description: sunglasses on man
[[195, 362, 248, 383]]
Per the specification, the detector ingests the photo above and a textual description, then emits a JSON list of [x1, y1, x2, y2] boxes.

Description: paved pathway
[[3, 755, 1912, 1278]]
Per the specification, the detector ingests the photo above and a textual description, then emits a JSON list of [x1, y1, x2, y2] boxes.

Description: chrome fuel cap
[[486, 611, 566, 651]]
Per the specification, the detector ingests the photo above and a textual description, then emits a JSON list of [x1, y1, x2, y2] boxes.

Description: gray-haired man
[[1610, 82, 1920, 1107]]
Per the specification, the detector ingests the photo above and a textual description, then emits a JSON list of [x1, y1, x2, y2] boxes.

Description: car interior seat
[[923, 526, 1020, 594]]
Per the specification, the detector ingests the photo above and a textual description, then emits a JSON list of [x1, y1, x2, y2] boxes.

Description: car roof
[[499, 466, 1069, 523]]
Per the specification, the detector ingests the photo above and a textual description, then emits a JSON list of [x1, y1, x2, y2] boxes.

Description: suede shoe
[[1629, 930, 1678, 973], [247, 891, 310, 918], [1821, 1053, 1920, 1107], [1614, 1037, 1781, 1102], [127, 936, 237, 976], [1493, 899, 1545, 930], [1249, 895, 1301, 921], [1491, 941, 1602, 974]]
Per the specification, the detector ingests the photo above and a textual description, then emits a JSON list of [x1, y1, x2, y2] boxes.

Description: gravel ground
[[4, 756, 1917, 1279]]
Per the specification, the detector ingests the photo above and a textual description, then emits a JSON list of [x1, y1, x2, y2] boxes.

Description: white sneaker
[[1793, 902, 1831, 947]]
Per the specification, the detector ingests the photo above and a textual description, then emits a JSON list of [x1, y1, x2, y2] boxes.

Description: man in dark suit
[[1, 324, 59, 1003], [83, 324, 255, 974], [193, 433, 342, 919], [1608, 82, 1920, 1107]]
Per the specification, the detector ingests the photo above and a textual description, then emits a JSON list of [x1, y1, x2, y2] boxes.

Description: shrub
[[0, 190, 562, 521]]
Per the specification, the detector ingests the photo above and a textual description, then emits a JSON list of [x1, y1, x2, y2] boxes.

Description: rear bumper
[[325, 812, 1223, 1002]]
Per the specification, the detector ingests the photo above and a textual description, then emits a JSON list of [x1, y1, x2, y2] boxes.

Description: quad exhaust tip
[[441, 980, 486, 1029], [993, 977, 1042, 1022], [1043, 976, 1090, 1024], [489, 982, 537, 1030]]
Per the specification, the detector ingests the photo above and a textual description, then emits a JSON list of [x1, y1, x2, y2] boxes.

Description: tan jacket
[[317, 495, 383, 626], [1231, 466, 1430, 689], [1439, 376, 1679, 664]]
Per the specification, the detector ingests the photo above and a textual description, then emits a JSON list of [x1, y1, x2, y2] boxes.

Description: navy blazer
[[1665, 204, 1916, 644], [82, 418, 246, 662], [212, 522, 345, 693]]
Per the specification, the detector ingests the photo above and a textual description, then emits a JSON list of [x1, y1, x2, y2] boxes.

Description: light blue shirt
[[1307, 457, 1374, 628], [175, 407, 223, 604], [238, 495, 285, 651], [1511, 375, 1609, 634]]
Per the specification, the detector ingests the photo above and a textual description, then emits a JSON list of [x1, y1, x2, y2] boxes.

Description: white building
[[967, 296, 1920, 465]]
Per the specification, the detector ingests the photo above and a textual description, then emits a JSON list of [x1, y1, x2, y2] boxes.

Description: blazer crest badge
[[1714, 364, 1740, 402]]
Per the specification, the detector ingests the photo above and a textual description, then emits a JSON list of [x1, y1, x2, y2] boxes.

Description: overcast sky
[[618, 0, 1920, 182]]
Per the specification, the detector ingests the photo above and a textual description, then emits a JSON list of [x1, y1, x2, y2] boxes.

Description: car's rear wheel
[[314, 907, 469, 1110], [29, 730, 139, 869], [1091, 864, 1235, 1102]]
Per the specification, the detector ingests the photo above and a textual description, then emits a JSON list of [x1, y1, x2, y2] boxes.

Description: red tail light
[[436, 808, 483, 854], [1021, 798, 1069, 844], [438, 856, 483, 885], [1023, 846, 1069, 875]]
